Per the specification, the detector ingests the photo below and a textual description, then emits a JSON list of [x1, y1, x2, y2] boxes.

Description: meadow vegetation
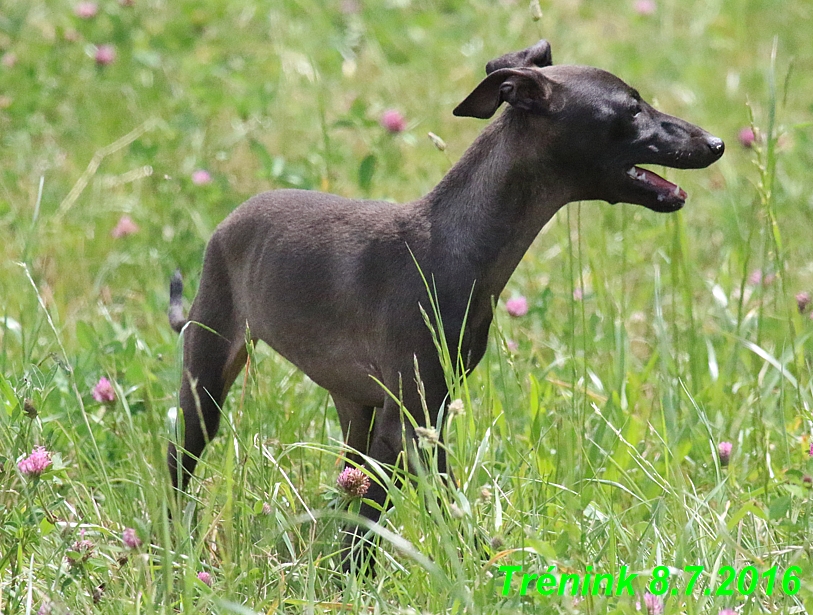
[[1, 0, 813, 613]]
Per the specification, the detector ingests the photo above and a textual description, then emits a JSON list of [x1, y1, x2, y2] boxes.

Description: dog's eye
[[631, 104, 642, 118]]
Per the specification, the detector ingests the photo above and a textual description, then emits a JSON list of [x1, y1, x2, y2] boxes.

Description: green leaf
[[726, 502, 768, 531], [249, 139, 275, 179], [0, 372, 18, 417], [40, 517, 55, 537], [768, 495, 792, 520], [525, 538, 558, 562], [528, 373, 540, 417], [75, 321, 97, 350], [349, 97, 367, 119], [358, 154, 376, 192]]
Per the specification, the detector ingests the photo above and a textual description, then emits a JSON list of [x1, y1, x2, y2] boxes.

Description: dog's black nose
[[706, 136, 725, 157]]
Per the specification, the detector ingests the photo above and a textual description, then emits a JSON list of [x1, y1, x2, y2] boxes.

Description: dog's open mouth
[[625, 165, 687, 211]]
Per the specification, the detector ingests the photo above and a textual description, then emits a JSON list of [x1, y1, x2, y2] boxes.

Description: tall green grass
[[1, 0, 812, 613]]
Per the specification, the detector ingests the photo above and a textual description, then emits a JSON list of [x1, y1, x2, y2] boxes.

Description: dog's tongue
[[631, 166, 687, 200]]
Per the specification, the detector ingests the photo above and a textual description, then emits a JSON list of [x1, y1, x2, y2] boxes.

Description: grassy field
[[2, 0, 813, 613]]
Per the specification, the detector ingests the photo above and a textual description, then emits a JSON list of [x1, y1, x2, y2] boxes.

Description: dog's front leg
[[341, 367, 449, 574], [340, 395, 408, 574], [332, 393, 375, 469]]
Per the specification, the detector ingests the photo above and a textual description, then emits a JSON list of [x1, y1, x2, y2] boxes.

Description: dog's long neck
[[420, 112, 570, 313]]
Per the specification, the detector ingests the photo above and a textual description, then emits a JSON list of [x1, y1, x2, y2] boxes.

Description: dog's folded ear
[[485, 39, 552, 75], [453, 68, 555, 119]]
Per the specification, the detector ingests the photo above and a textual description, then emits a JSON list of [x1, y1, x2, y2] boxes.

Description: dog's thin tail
[[168, 269, 188, 333]]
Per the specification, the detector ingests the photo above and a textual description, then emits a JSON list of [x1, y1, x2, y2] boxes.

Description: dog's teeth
[[673, 185, 681, 197], [627, 167, 647, 181]]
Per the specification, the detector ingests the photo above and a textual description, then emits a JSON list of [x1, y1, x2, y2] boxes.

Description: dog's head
[[454, 45, 724, 213]]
